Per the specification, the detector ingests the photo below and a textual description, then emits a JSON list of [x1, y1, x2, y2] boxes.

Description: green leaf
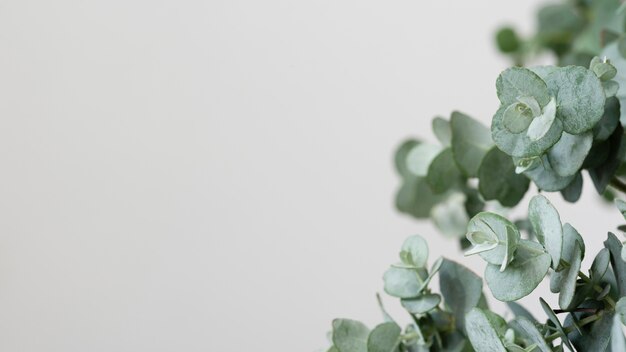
[[496, 67, 550, 108], [394, 139, 419, 178], [590, 248, 610, 285], [604, 232, 626, 296], [617, 199, 626, 219], [332, 319, 369, 352], [507, 302, 536, 323], [540, 298, 574, 351], [565, 304, 613, 352], [401, 294, 441, 314], [431, 193, 469, 238], [383, 267, 425, 298], [546, 131, 593, 177], [426, 148, 462, 193], [523, 155, 575, 192], [509, 317, 552, 352], [560, 173, 583, 203], [439, 259, 483, 332], [544, 66, 605, 134], [478, 147, 530, 207], [451, 111, 493, 177], [406, 143, 444, 177], [550, 224, 584, 309], [602, 42, 626, 125], [399, 235, 429, 268], [589, 124, 626, 194], [502, 101, 535, 133], [395, 176, 446, 218], [367, 322, 401, 352], [495, 27, 521, 53], [432, 117, 452, 146], [492, 104, 563, 158], [590, 56, 617, 81], [465, 308, 507, 352], [485, 240, 551, 301], [528, 194, 563, 269], [466, 212, 520, 270]]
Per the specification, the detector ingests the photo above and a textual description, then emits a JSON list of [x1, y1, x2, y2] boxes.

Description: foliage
[[325, 1, 626, 351]]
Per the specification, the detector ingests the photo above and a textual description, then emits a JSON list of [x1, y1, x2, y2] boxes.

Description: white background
[[0, 0, 623, 351]]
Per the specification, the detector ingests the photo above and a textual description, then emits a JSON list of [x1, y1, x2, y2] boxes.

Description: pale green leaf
[[439, 259, 483, 332], [604, 232, 626, 295], [546, 131, 593, 177], [451, 111, 493, 177], [544, 66, 605, 134], [466, 212, 520, 269], [401, 294, 441, 314], [465, 308, 507, 352], [496, 67, 550, 108], [485, 240, 551, 301], [367, 322, 401, 352], [406, 143, 444, 177], [528, 194, 563, 269], [523, 155, 575, 192], [560, 173, 583, 203], [509, 317, 552, 352], [332, 319, 369, 352], [432, 117, 452, 146], [399, 235, 429, 268], [383, 267, 425, 298], [426, 148, 462, 194]]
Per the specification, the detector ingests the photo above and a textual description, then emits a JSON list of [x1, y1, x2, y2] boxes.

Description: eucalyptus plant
[[323, 1, 626, 351]]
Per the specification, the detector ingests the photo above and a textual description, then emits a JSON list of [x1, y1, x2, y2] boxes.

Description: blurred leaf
[[478, 147, 530, 207], [451, 111, 493, 177]]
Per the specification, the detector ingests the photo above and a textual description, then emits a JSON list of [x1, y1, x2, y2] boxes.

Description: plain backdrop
[[0, 0, 624, 351]]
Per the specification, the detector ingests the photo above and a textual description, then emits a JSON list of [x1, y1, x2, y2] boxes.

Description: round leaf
[[547, 131, 593, 177], [523, 155, 575, 191], [426, 148, 462, 194], [467, 212, 520, 269], [401, 294, 441, 314], [432, 117, 451, 146], [383, 267, 425, 298], [399, 235, 429, 268], [492, 104, 563, 158], [332, 319, 369, 352], [496, 67, 550, 108], [485, 240, 551, 301], [367, 322, 401, 352], [439, 259, 483, 332], [406, 143, 443, 177], [544, 66, 605, 134]]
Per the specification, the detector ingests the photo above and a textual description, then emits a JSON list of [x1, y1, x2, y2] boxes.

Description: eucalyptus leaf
[[332, 319, 370, 352], [439, 259, 483, 332], [465, 308, 507, 352], [540, 298, 574, 351], [401, 294, 441, 315], [426, 148, 462, 194], [367, 322, 401, 352], [492, 104, 563, 158], [611, 314, 626, 352], [432, 117, 452, 146], [593, 97, 620, 142], [524, 155, 576, 192], [528, 194, 563, 269], [507, 302, 537, 323], [550, 223, 584, 309], [383, 267, 425, 299], [560, 173, 583, 203], [400, 235, 429, 269], [589, 124, 625, 194], [546, 131, 593, 177], [485, 240, 551, 301], [478, 147, 530, 207], [544, 66, 605, 134], [451, 111, 494, 177], [466, 212, 520, 269], [604, 233, 626, 296], [509, 317, 552, 352], [430, 193, 469, 238], [406, 143, 444, 177], [496, 67, 550, 108]]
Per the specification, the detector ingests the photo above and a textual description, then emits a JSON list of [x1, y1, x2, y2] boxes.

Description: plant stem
[[578, 271, 616, 308], [544, 311, 604, 343]]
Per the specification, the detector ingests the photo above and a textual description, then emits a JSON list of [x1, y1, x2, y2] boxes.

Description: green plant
[[324, 1, 626, 351]]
